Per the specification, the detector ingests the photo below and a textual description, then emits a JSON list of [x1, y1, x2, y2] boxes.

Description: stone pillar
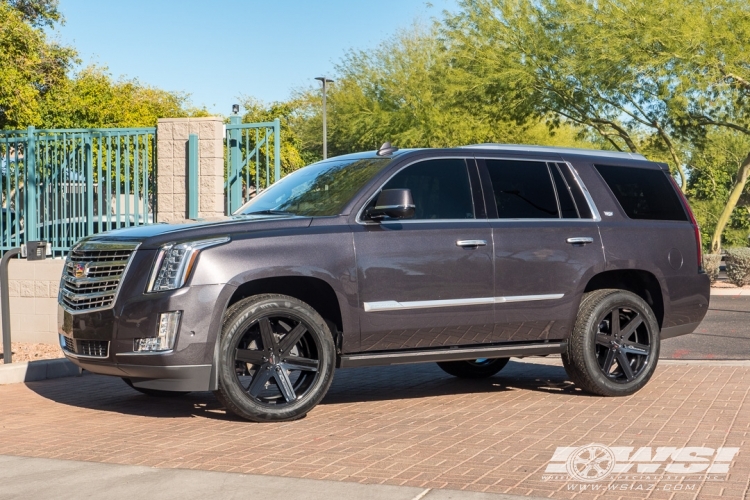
[[156, 117, 225, 222]]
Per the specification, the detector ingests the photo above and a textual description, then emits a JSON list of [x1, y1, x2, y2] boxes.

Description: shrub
[[702, 254, 722, 284], [724, 248, 750, 287]]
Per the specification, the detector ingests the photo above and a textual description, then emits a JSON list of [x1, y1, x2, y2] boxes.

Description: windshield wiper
[[242, 209, 295, 216]]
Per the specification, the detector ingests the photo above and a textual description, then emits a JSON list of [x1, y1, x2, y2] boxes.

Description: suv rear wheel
[[214, 294, 336, 422], [437, 358, 509, 378], [563, 289, 659, 396]]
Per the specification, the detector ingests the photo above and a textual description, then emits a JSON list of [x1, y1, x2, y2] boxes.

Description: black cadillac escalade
[[59, 144, 710, 422]]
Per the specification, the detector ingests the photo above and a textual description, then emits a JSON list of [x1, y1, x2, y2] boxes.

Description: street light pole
[[315, 77, 334, 159]]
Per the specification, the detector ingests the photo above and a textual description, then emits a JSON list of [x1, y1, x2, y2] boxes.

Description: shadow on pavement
[[23, 359, 584, 421]]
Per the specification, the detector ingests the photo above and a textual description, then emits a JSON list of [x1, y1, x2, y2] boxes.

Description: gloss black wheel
[[214, 294, 335, 422], [437, 357, 509, 378], [562, 289, 660, 396]]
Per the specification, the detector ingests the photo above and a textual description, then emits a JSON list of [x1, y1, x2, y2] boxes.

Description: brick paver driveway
[[1, 359, 748, 499]]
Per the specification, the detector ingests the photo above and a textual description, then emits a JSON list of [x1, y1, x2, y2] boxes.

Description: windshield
[[236, 157, 391, 216]]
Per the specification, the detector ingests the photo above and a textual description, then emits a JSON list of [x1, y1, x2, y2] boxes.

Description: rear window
[[595, 165, 687, 221]]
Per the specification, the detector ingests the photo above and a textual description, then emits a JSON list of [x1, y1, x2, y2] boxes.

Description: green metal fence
[[225, 117, 280, 214], [0, 127, 156, 256]]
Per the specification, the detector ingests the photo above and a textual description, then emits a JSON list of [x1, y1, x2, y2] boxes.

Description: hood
[[81, 214, 313, 249]]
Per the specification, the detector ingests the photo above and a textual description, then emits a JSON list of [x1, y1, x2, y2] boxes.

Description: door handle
[[457, 240, 487, 247], [566, 237, 594, 245]]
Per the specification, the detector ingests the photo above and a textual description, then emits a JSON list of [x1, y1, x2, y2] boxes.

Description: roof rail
[[460, 143, 646, 160]]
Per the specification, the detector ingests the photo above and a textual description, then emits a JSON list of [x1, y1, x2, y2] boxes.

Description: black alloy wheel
[[562, 289, 660, 397], [214, 294, 336, 422], [233, 314, 320, 404], [594, 305, 652, 383]]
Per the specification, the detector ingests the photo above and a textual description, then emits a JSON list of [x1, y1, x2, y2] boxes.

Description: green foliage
[[2, 0, 60, 27], [441, 0, 697, 185], [702, 254, 722, 283], [0, 1, 75, 128], [39, 66, 207, 128], [687, 129, 750, 249], [724, 247, 750, 287], [296, 24, 595, 158]]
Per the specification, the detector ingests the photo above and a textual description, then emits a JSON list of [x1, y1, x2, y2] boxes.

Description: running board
[[339, 342, 566, 368]]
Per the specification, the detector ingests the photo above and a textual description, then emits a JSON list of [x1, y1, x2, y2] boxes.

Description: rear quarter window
[[594, 164, 688, 221]]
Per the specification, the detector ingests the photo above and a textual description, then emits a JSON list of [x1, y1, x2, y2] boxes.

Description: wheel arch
[[226, 276, 345, 343], [583, 269, 665, 328]]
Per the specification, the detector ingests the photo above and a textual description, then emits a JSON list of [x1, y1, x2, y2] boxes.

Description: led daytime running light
[[147, 237, 229, 292]]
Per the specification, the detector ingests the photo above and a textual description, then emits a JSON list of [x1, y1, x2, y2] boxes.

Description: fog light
[[134, 311, 182, 352]]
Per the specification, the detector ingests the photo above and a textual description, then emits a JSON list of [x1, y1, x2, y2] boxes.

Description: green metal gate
[[0, 127, 156, 256], [225, 117, 280, 214]]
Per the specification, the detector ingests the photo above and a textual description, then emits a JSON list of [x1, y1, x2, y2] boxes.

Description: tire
[[213, 294, 336, 422], [122, 378, 190, 397], [437, 357, 510, 379], [562, 289, 660, 396]]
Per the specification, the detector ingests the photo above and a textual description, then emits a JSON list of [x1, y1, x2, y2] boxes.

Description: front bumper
[[58, 282, 235, 392]]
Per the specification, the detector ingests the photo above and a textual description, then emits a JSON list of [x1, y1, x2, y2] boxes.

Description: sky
[[52, 0, 456, 116]]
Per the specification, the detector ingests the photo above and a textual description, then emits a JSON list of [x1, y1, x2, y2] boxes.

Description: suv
[[58, 144, 710, 422]]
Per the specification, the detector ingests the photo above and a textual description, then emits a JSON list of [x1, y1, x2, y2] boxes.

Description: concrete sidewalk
[[0, 455, 538, 500]]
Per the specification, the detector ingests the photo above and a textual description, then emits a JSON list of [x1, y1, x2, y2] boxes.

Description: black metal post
[[1, 248, 21, 364]]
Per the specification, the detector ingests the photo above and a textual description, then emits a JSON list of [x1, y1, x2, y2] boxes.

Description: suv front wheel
[[563, 289, 660, 396], [214, 294, 336, 422]]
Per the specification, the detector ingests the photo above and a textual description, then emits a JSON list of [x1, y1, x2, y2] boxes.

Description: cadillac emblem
[[73, 263, 87, 279]]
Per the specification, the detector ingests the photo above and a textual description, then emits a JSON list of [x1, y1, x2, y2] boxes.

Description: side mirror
[[367, 189, 415, 220]]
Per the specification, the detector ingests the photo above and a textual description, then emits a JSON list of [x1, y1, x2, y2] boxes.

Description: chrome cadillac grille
[[59, 242, 139, 313]]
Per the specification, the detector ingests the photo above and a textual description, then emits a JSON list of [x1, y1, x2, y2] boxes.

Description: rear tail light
[[668, 173, 702, 270]]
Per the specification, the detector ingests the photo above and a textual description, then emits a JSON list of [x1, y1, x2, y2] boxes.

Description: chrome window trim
[[355, 156, 478, 225], [364, 293, 564, 312], [58, 241, 141, 315], [562, 161, 602, 221]]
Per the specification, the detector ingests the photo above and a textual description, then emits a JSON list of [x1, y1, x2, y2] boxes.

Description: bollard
[[1, 247, 21, 364]]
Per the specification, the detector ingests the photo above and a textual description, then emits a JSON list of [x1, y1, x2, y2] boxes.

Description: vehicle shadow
[[23, 360, 583, 422]]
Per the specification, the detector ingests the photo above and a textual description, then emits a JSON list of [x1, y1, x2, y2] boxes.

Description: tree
[[0, 1, 75, 128], [688, 130, 750, 250], [39, 66, 206, 128], [442, 0, 750, 251], [442, 0, 695, 187]]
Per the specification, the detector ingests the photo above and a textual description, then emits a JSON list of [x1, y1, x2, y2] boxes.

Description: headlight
[[146, 237, 229, 292]]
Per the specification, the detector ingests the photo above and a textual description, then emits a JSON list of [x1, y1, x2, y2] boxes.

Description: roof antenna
[[377, 142, 399, 156]]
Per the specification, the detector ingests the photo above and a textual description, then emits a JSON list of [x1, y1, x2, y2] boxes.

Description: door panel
[[479, 158, 606, 342], [354, 221, 494, 351], [353, 157, 494, 352], [491, 221, 603, 341]]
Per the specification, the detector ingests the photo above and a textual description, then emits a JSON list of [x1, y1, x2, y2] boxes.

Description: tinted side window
[[550, 163, 579, 218], [383, 159, 474, 219], [486, 160, 559, 219], [595, 165, 687, 221]]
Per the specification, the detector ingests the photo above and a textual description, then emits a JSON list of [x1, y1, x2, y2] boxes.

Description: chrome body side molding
[[363, 293, 564, 312]]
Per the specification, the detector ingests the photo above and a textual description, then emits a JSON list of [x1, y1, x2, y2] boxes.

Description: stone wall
[[156, 117, 225, 222], [2, 258, 65, 344]]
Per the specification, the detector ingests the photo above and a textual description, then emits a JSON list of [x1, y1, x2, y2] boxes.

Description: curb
[[710, 288, 750, 296], [0, 358, 81, 385]]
